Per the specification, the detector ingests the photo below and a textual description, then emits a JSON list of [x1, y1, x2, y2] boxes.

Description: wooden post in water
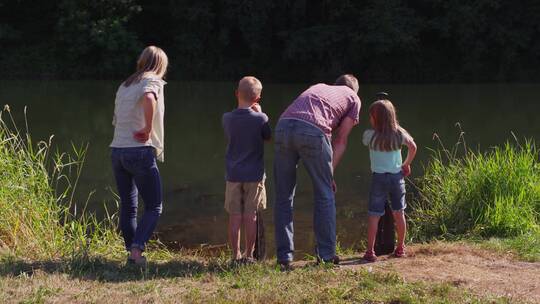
[[373, 91, 395, 256]]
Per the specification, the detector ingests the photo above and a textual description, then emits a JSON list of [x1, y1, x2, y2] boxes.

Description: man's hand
[[402, 164, 411, 177], [251, 103, 262, 113], [332, 180, 337, 193], [134, 128, 150, 143]]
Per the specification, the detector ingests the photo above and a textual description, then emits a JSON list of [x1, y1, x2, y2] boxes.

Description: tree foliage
[[56, 0, 142, 77], [1, 0, 540, 82]]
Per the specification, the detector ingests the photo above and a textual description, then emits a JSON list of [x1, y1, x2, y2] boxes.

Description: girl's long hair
[[368, 99, 408, 151], [124, 46, 168, 87]]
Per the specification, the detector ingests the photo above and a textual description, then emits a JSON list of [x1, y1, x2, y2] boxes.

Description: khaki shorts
[[224, 180, 267, 214]]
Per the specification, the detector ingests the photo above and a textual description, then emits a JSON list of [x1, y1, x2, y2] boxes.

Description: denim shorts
[[368, 172, 406, 216]]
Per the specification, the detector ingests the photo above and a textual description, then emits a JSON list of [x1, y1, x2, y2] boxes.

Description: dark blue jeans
[[274, 119, 336, 262], [111, 147, 163, 251]]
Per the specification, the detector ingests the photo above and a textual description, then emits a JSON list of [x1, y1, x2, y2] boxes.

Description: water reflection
[[1, 81, 539, 255]]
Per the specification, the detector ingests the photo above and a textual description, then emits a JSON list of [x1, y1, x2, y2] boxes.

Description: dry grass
[[0, 110, 538, 303], [338, 242, 540, 303], [0, 242, 535, 303]]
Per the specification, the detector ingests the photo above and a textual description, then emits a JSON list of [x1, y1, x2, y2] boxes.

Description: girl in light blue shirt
[[362, 99, 417, 262]]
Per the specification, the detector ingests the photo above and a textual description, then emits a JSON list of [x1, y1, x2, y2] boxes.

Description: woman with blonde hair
[[110, 46, 168, 265]]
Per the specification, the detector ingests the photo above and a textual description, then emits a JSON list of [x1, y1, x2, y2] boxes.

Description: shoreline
[[1, 241, 538, 303]]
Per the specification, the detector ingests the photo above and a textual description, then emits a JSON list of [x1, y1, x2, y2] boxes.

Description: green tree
[[56, 0, 142, 77]]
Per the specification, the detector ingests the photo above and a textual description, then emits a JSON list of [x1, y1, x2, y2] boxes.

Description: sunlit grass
[[0, 106, 125, 261], [0, 256, 512, 303], [409, 130, 540, 260], [0, 109, 535, 302], [481, 232, 540, 262]]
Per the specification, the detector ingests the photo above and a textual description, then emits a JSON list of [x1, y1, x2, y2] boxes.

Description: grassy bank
[[0, 107, 125, 261], [0, 247, 520, 303], [409, 134, 540, 261], [0, 110, 538, 303]]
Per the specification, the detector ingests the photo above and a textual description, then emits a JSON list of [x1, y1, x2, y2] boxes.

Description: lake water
[[1, 81, 540, 256]]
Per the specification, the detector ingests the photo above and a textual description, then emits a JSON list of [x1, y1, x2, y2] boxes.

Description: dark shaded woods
[[2, 0, 540, 83]]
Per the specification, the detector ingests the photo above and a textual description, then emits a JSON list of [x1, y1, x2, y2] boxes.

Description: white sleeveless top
[[110, 77, 166, 161]]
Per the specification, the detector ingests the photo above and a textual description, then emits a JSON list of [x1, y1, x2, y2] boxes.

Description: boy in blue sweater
[[222, 76, 271, 262]]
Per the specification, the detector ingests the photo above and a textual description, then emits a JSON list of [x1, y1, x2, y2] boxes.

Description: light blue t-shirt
[[363, 129, 412, 174]]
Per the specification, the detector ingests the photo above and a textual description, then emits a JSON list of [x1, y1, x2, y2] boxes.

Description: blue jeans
[[111, 147, 163, 251], [368, 172, 406, 216], [273, 119, 336, 262]]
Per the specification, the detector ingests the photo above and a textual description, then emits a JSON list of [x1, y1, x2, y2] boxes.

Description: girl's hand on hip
[[402, 164, 411, 177]]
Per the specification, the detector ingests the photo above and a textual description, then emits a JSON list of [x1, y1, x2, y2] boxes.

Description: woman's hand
[[134, 128, 151, 143]]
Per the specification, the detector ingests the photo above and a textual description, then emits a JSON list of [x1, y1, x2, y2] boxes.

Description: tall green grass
[[0, 107, 124, 260], [410, 132, 540, 244]]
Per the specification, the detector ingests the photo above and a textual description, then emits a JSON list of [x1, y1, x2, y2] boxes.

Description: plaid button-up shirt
[[280, 83, 361, 135]]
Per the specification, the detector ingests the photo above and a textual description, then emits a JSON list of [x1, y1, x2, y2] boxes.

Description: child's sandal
[[127, 255, 147, 267], [394, 246, 406, 258], [363, 250, 377, 262]]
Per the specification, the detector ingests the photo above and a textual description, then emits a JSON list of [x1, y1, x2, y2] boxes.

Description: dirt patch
[[338, 242, 540, 303]]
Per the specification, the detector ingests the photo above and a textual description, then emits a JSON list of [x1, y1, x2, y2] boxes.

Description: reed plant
[[0, 106, 124, 261], [410, 131, 540, 243]]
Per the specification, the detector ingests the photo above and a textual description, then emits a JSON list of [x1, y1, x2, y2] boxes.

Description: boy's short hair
[[335, 74, 359, 93], [238, 76, 263, 101]]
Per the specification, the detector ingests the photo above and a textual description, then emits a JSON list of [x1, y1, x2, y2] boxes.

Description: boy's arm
[[254, 105, 271, 142], [262, 121, 272, 142], [261, 117, 272, 141], [251, 103, 262, 113]]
